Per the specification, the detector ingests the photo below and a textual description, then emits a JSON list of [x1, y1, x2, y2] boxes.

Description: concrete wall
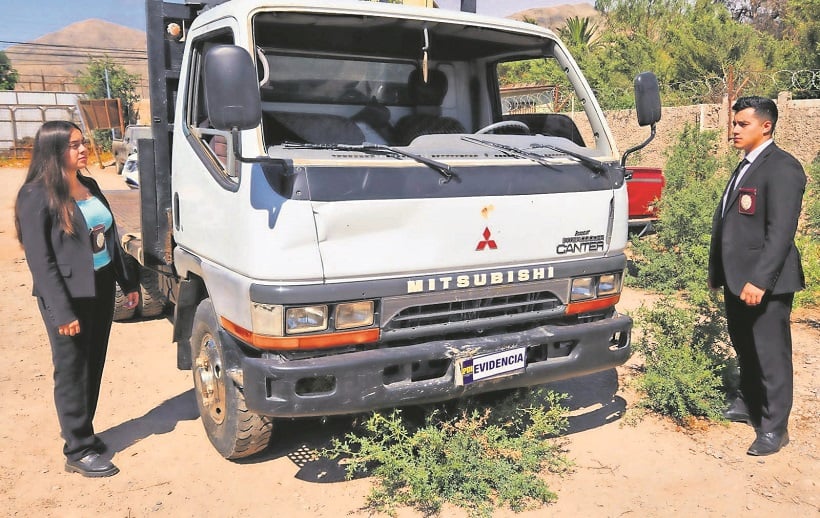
[[598, 93, 820, 168]]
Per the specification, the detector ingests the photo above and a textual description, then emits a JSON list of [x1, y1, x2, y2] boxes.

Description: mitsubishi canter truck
[[124, 0, 661, 458]]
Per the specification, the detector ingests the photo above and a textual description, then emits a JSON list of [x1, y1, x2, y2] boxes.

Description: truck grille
[[382, 290, 564, 341]]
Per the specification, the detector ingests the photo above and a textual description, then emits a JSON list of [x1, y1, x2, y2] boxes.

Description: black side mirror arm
[[621, 123, 656, 168]]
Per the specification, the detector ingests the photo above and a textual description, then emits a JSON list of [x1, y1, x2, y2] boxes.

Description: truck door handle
[[174, 192, 180, 230]]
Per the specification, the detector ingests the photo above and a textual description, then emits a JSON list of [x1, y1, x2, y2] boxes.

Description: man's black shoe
[[747, 430, 789, 456], [722, 399, 751, 424], [65, 452, 119, 477], [722, 407, 752, 423]]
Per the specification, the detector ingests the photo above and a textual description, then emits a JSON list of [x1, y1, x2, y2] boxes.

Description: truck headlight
[[286, 305, 328, 334], [335, 301, 374, 330], [598, 273, 622, 297], [571, 277, 596, 301], [250, 302, 284, 336]]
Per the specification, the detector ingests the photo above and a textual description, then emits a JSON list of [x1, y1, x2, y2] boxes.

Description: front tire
[[190, 298, 273, 459]]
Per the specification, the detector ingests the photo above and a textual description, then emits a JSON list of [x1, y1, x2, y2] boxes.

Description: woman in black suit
[[15, 121, 139, 477]]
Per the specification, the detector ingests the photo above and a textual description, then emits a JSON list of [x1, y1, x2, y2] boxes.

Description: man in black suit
[[708, 96, 806, 456]]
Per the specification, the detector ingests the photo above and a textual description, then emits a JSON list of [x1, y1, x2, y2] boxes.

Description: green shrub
[[803, 155, 820, 237], [323, 389, 571, 518], [628, 124, 730, 297], [795, 234, 820, 308], [633, 295, 731, 424], [627, 124, 736, 423]]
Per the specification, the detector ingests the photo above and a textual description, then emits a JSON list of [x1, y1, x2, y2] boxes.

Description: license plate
[[455, 347, 527, 386]]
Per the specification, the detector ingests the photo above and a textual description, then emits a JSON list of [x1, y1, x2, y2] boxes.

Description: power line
[[1, 40, 146, 55]]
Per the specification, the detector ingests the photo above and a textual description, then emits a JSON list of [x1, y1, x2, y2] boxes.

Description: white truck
[[122, 0, 661, 459]]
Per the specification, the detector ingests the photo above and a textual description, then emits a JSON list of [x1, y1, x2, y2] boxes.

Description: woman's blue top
[[76, 196, 113, 270]]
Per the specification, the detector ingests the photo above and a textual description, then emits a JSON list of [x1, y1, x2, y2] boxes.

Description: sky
[[0, 0, 589, 49]]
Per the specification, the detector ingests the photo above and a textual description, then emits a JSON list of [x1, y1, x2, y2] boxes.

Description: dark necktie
[[723, 158, 748, 215], [730, 158, 749, 191]]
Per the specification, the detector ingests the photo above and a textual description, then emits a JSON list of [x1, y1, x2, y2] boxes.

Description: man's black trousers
[[724, 287, 794, 434]]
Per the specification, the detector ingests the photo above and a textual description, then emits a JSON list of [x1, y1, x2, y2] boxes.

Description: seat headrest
[[407, 69, 448, 106]]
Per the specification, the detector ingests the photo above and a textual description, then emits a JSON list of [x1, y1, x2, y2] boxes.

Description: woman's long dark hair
[[15, 121, 83, 242]]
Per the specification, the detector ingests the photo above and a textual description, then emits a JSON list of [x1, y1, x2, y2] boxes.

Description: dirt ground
[[0, 164, 817, 517]]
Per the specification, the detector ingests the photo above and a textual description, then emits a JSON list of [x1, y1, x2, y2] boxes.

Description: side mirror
[[203, 45, 262, 131], [634, 72, 661, 127], [621, 72, 661, 167]]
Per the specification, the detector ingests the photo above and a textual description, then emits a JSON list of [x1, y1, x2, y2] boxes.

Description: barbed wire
[[663, 70, 820, 103], [502, 69, 820, 112]]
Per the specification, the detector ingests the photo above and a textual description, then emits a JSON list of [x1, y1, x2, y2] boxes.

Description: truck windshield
[[253, 10, 609, 155]]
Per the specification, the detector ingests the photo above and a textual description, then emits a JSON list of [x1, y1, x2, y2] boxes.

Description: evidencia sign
[[455, 347, 527, 386]]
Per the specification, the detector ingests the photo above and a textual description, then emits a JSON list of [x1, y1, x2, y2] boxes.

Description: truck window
[[496, 57, 592, 147], [185, 30, 236, 180], [257, 52, 422, 147]]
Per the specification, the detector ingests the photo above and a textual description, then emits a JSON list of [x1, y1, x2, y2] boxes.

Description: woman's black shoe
[[65, 452, 119, 477]]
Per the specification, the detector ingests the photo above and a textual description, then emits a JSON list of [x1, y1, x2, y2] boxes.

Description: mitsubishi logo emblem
[[476, 227, 497, 251]]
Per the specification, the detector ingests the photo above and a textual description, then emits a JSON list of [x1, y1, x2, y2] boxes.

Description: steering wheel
[[474, 120, 530, 135]]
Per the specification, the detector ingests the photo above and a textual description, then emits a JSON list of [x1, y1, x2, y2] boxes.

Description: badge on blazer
[[738, 187, 757, 215], [90, 224, 107, 253]]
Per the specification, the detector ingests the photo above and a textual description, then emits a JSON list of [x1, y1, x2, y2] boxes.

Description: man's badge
[[738, 187, 757, 215]]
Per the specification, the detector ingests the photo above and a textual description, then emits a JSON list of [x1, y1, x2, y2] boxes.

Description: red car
[[626, 166, 665, 235]]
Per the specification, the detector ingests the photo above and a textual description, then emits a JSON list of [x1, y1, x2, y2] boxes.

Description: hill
[[509, 2, 601, 31], [5, 19, 147, 93]]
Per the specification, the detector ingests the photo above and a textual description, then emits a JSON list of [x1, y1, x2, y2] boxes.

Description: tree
[[499, 0, 815, 108], [559, 16, 601, 51], [76, 57, 140, 125], [783, 0, 820, 69], [0, 51, 19, 90], [588, 0, 812, 105], [721, 0, 788, 35]]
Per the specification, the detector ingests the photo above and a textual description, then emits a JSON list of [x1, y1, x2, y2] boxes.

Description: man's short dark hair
[[733, 95, 778, 132]]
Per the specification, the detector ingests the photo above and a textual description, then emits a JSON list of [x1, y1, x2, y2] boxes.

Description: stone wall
[[597, 93, 820, 168]]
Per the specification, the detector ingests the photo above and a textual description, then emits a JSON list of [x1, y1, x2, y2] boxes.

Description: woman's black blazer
[[17, 173, 137, 328]]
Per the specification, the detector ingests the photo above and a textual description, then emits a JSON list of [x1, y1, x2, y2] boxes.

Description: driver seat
[[394, 69, 465, 145]]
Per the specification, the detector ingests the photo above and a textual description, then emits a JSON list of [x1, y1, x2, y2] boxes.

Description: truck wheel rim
[[194, 334, 226, 425]]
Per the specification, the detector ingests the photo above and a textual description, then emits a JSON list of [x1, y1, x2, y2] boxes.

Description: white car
[[122, 152, 139, 189]]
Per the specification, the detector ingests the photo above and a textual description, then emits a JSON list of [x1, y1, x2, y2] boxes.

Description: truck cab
[[137, 0, 660, 459]]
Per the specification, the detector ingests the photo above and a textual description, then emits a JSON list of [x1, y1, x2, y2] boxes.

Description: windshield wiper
[[461, 136, 559, 170], [463, 136, 607, 174], [282, 142, 458, 183], [529, 143, 607, 174]]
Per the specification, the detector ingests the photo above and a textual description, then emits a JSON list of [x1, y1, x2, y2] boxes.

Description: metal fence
[[0, 91, 83, 159], [14, 74, 151, 100]]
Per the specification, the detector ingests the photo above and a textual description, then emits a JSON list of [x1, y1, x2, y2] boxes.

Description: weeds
[[322, 388, 571, 518], [797, 156, 820, 308], [632, 295, 732, 424], [627, 125, 732, 424], [804, 154, 820, 237]]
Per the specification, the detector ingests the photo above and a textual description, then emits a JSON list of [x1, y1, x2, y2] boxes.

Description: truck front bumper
[[240, 313, 631, 417]]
